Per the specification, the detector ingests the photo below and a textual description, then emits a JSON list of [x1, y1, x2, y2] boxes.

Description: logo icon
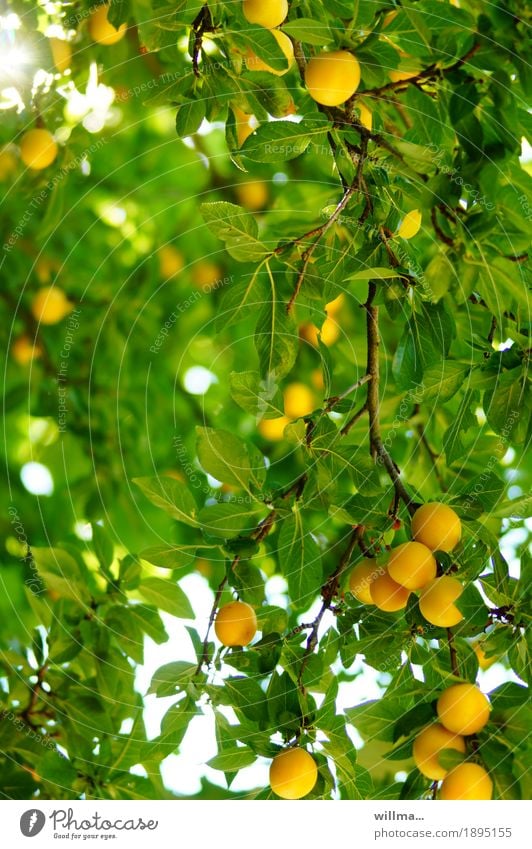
[[20, 810, 46, 837]]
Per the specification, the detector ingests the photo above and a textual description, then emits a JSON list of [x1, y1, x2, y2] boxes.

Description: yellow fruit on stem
[[159, 245, 184, 279], [269, 747, 318, 799], [0, 149, 17, 179], [50, 37, 72, 73], [258, 415, 290, 441], [419, 576, 464, 628], [387, 541, 437, 590], [357, 101, 373, 131], [437, 684, 490, 735], [411, 502, 462, 552], [242, 0, 288, 28], [31, 287, 73, 325], [11, 335, 41, 365], [440, 762, 493, 800], [305, 50, 361, 106], [369, 568, 410, 612], [235, 180, 269, 210], [349, 559, 380, 605], [412, 723, 465, 780], [247, 29, 294, 76], [20, 129, 58, 170], [397, 208, 422, 239], [284, 382, 315, 418], [89, 3, 127, 45], [214, 600, 257, 646]]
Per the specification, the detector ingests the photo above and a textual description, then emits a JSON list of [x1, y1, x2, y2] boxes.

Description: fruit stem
[[447, 628, 460, 677]]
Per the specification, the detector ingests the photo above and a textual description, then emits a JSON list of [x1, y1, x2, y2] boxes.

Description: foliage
[[0, 0, 530, 801]]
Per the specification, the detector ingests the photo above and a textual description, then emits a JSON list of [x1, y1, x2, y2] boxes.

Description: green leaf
[[393, 302, 455, 390], [207, 746, 256, 771], [148, 661, 199, 697], [255, 297, 298, 381], [282, 18, 333, 46], [229, 370, 284, 419], [198, 502, 268, 539], [484, 367, 530, 445], [196, 427, 265, 491], [91, 523, 114, 574], [277, 513, 322, 609], [443, 390, 476, 464], [234, 24, 292, 73], [139, 545, 198, 570], [31, 548, 90, 604], [201, 201, 268, 262], [241, 118, 329, 163], [138, 577, 194, 619], [176, 99, 206, 137], [418, 362, 471, 403], [133, 476, 199, 526]]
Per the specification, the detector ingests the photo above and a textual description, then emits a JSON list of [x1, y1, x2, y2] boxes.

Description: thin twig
[[297, 528, 361, 691], [340, 403, 368, 436], [325, 373, 372, 413], [447, 628, 460, 677], [196, 573, 229, 673]]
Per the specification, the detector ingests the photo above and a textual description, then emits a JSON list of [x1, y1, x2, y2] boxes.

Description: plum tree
[[369, 569, 410, 612], [437, 684, 491, 735], [269, 748, 318, 799], [242, 0, 288, 28], [214, 600, 258, 646], [411, 503, 462, 552], [88, 3, 127, 45], [305, 51, 361, 106], [412, 723, 466, 780], [20, 129, 58, 170], [386, 541, 437, 590], [348, 560, 379, 605], [440, 763, 493, 800], [419, 576, 464, 627]]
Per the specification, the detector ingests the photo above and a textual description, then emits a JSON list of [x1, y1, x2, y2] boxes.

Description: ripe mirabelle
[[214, 600, 257, 646], [11, 335, 41, 366], [235, 180, 269, 210], [269, 747, 318, 799], [192, 260, 222, 291], [419, 576, 464, 628], [440, 762, 493, 800], [232, 106, 257, 147], [50, 37, 72, 73], [357, 101, 373, 131], [349, 560, 380, 605], [473, 641, 498, 670], [411, 502, 462, 552], [397, 209, 422, 239], [247, 29, 294, 76], [20, 129, 58, 170], [88, 3, 127, 45], [437, 684, 490, 735], [412, 723, 465, 780], [0, 148, 17, 179], [258, 415, 290, 441], [158, 245, 184, 279], [242, 0, 288, 28], [284, 382, 316, 418], [369, 568, 410, 612], [31, 287, 73, 325], [305, 51, 361, 106], [387, 541, 437, 590]]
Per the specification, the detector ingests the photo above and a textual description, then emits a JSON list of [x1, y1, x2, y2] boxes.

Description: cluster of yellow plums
[[413, 684, 492, 799], [349, 502, 465, 628]]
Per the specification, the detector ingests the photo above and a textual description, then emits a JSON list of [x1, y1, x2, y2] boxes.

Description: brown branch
[[192, 4, 213, 77], [364, 280, 416, 514], [196, 573, 229, 673], [340, 403, 368, 436], [21, 665, 47, 725], [297, 528, 361, 691], [324, 373, 372, 413], [447, 628, 460, 677], [431, 207, 454, 247]]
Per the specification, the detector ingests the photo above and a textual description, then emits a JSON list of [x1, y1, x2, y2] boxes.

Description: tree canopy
[[0, 0, 530, 801]]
